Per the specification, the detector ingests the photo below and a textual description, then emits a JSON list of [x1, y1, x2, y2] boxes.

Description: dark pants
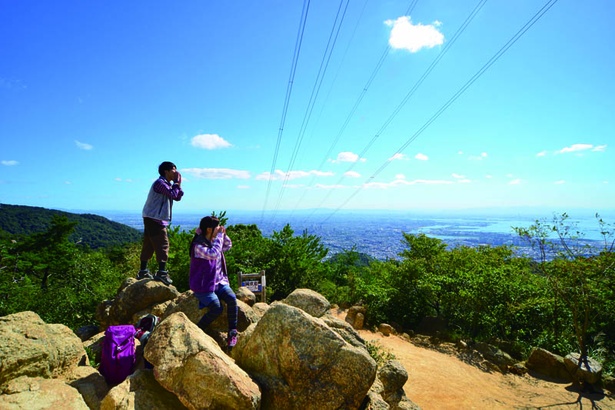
[[195, 285, 238, 331], [140, 218, 169, 264]]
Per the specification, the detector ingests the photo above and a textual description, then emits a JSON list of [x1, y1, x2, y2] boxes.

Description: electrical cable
[[261, 0, 311, 222], [322, 0, 560, 222], [269, 0, 352, 220]]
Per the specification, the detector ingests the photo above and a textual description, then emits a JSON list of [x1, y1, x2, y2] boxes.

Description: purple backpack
[[99, 324, 136, 385]]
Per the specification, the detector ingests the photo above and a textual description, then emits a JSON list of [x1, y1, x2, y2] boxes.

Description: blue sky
[[1, 0, 613, 218]]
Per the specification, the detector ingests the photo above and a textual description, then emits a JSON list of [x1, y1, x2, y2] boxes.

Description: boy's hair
[[158, 161, 177, 176]]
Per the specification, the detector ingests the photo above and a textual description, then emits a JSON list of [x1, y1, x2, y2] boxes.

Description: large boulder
[[473, 342, 517, 373], [236, 286, 257, 306], [163, 291, 259, 333], [235, 303, 377, 410], [345, 306, 367, 330], [282, 288, 330, 318], [97, 278, 180, 328], [66, 366, 110, 410], [526, 347, 573, 381], [321, 313, 368, 349], [0, 311, 86, 388], [0, 376, 89, 409], [144, 312, 261, 409], [100, 369, 188, 410], [564, 353, 602, 385]]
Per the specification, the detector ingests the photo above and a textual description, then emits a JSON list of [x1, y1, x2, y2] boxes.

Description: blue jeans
[[195, 284, 238, 331]]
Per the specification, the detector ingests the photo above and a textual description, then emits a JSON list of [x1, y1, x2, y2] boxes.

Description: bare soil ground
[[332, 309, 615, 410]]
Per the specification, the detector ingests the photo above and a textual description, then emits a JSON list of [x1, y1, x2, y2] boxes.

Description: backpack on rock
[[134, 313, 160, 345], [99, 324, 136, 385]]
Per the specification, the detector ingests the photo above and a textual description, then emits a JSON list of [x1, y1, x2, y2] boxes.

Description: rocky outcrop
[[234, 302, 377, 409], [236, 286, 257, 306], [97, 278, 180, 328], [0, 284, 417, 410], [145, 312, 261, 409], [100, 369, 188, 410], [526, 347, 573, 381], [564, 353, 602, 385], [0, 376, 89, 409], [282, 287, 331, 318], [0, 311, 86, 388], [346, 305, 367, 330]]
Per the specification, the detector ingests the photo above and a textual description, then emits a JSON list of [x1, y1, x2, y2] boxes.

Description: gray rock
[[97, 278, 180, 328], [282, 288, 331, 318], [235, 303, 376, 410], [0, 311, 86, 388], [0, 376, 89, 409], [100, 369, 188, 410], [526, 347, 573, 381], [564, 353, 602, 385], [236, 286, 257, 306], [144, 312, 261, 410]]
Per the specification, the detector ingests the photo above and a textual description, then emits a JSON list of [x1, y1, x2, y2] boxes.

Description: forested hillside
[[0, 203, 141, 248]]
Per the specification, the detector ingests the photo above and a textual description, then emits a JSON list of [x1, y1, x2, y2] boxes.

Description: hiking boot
[[137, 269, 153, 280], [154, 270, 173, 286], [227, 329, 238, 352]]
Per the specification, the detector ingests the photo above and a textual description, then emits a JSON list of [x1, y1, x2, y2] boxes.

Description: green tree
[[264, 224, 328, 300], [515, 213, 615, 368]]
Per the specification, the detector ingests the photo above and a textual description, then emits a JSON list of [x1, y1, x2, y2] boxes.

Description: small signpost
[[237, 270, 266, 302]]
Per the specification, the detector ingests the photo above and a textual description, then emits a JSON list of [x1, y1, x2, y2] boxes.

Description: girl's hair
[[189, 216, 220, 257], [199, 216, 220, 231]]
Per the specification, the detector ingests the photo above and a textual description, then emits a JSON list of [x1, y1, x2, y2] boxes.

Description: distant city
[[98, 210, 611, 261]]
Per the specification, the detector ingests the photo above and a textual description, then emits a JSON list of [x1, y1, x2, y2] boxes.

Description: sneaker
[[154, 270, 173, 286], [137, 269, 153, 280], [227, 329, 238, 351]]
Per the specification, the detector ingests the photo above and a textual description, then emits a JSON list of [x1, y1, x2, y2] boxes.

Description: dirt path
[[333, 310, 615, 409]]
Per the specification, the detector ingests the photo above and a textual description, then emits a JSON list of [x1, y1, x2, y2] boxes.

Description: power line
[[289, 0, 422, 218], [269, 0, 352, 219], [322, 0, 560, 222], [306, 0, 489, 220], [261, 0, 311, 221]]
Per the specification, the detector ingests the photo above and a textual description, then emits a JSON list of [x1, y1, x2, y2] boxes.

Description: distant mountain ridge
[[0, 203, 141, 249]]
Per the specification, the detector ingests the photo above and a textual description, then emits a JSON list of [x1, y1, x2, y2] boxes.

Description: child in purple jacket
[[189, 216, 238, 350]]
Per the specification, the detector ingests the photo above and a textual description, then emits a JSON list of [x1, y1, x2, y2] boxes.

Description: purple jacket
[[189, 233, 231, 293]]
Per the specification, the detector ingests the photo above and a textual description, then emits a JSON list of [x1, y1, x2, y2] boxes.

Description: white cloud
[[114, 178, 133, 183], [458, 150, 464, 155], [75, 140, 93, 150], [414, 153, 429, 161], [1, 160, 19, 166], [237, 185, 250, 189], [191, 134, 232, 150], [554, 180, 566, 185], [593, 144, 607, 152], [485, 174, 493, 179], [385, 16, 444, 53], [255, 169, 334, 181], [468, 152, 487, 161], [344, 171, 361, 178], [509, 179, 522, 185], [388, 153, 408, 161], [536, 150, 548, 157], [452, 173, 465, 179], [333, 151, 365, 163], [557, 143, 593, 154], [395, 174, 406, 180], [182, 167, 250, 180], [363, 178, 452, 189]]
